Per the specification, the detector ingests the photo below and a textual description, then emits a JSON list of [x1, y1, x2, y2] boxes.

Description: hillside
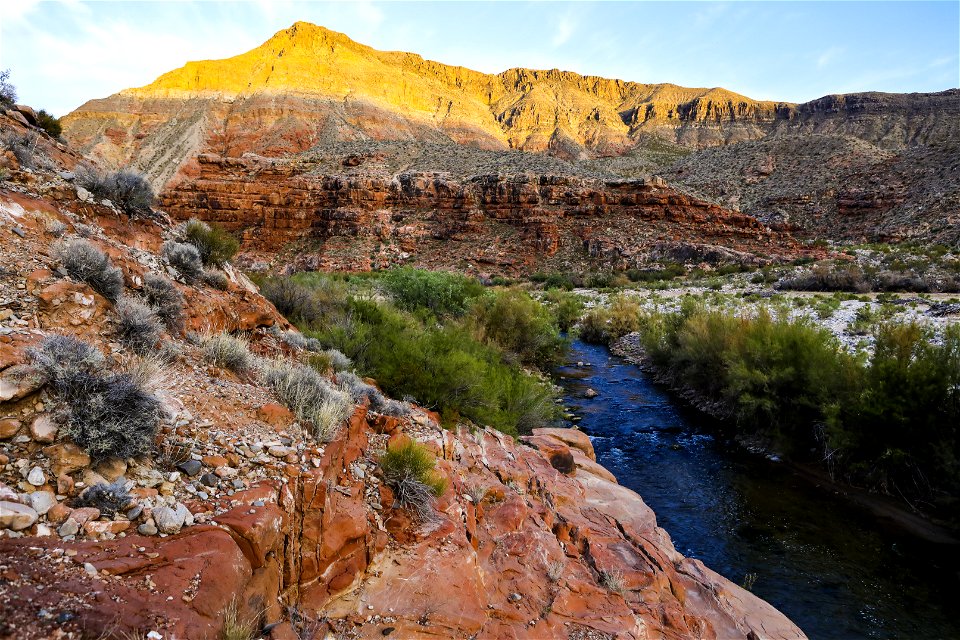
[[0, 107, 811, 639]]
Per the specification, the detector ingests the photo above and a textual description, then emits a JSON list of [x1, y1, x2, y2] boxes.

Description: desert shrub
[[327, 349, 352, 372], [181, 218, 239, 266], [532, 272, 576, 291], [259, 358, 352, 440], [828, 323, 960, 497], [0, 69, 15, 106], [259, 275, 349, 326], [271, 326, 324, 352], [336, 370, 411, 417], [202, 269, 229, 290], [143, 273, 185, 332], [1, 131, 36, 168], [544, 289, 584, 332], [379, 438, 447, 520], [162, 241, 204, 283], [35, 109, 61, 138], [28, 335, 161, 461], [777, 262, 870, 293], [627, 263, 686, 283], [73, 480, 133, 517], [579, 295, 642, 344], [114, 297, 162, 354], [599, 569, 626, 595], [467, 289, 566, 368], [56, 238, 124, 302], [379, 267, 487, 317], [76, 168, 154, 216], [202, 333, 253, 374], [307, 297, 559, 434]]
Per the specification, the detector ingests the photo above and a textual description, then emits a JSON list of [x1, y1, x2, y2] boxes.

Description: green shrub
[[379, 267, 486, 317], [182, 219, 239, 266], [579, 295, 642, 344], [544, 289, 584, 332], [56, 238, 124, 302], [467, 289, 566, 368], [0, 69, 15, 106], [28, 335, 161, 461], [379, 438, 448, 520], [35, 109, 61, 138]]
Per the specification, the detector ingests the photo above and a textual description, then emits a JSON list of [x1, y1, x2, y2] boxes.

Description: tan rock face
[[158, 154, 813, 274]]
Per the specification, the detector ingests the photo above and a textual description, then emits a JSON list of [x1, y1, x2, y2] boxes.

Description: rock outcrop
[[159, 153, 812, 274]]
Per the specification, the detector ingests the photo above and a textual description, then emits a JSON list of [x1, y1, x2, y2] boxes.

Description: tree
[[0, 69, 16, 106]]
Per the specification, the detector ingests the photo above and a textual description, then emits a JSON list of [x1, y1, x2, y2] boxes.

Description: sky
[[1, 0, 957, 117]]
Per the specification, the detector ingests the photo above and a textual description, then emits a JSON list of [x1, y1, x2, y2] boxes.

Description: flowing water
[[555, 339, 960, 640]]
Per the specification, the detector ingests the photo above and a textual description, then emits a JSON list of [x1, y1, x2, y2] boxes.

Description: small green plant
[[56, 238, 124, 302], [741, 572, 759, 591], [546, 560, 565, 582], [380, 438, 448, 521], [221, 598, 256, 640], [182, 218, 239, 267]]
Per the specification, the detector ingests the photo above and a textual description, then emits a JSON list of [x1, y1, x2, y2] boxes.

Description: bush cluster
[[28, 335, 161, 461], [380, 267, 487, 317], [379, 438, 447, 521], [56, 238, 124, 302], [543, 289, 584, 332], [467, 289, 566, 368], [202, 332, 254, 374], [76, 168, 154, 216], [35, 109, 61, 138], [1, 131, 36, 169], [778, 261, 960, 294], [579, 295, 643, 344], [162, 241, 204, 283], [262, 271, 561, 435], [635, 303, 960, 510]]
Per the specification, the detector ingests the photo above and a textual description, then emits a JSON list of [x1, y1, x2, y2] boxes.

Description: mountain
[[62, 21, 792, 187], [61, 21, 959, 247]]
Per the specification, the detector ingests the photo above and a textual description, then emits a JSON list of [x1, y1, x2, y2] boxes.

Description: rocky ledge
[[159, 153, 813, 275]]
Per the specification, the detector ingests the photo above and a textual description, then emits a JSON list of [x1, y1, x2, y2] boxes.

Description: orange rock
[[256, 402, 294, 426]]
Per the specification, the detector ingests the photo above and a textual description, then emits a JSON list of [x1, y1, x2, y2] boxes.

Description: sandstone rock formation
[[159, 153, 814, 274]]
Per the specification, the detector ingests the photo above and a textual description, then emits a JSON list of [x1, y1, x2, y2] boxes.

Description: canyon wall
[[159, 153, 810, 274]]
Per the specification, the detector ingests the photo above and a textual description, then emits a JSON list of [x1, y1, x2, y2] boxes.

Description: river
[[555, 339, 960, 640]]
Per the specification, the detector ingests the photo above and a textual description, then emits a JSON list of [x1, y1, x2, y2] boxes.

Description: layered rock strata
[[160, 153, 809, 274]]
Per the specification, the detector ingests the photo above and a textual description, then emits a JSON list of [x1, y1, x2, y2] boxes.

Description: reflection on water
[[556, 340, 960, 640]]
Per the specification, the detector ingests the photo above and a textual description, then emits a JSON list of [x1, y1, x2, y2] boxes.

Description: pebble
[[83, 562, 97, 576], [29, 491, 56, 515], [137, 522, 158, 536], [199, 473, 219, 487], [177, 460, 202, 476], [58, 519, 80, 537], [26, 466, 46, 486]]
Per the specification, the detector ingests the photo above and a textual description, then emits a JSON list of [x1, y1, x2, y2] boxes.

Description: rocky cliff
[[158, 153, 812, 275], [0, 110, 807, 639]]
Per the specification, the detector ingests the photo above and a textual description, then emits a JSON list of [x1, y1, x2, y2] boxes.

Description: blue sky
[[1, 1, 957, 116]]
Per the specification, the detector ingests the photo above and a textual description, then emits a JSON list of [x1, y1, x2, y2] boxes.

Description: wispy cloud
[[817, 46, 844, 69], [553, 11, 577, 48]]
